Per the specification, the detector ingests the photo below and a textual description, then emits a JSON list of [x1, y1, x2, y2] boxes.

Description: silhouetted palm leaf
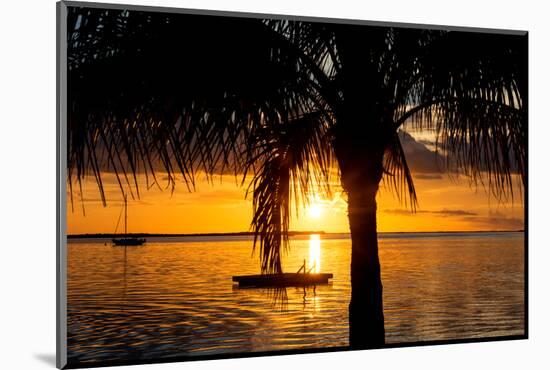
[[247, 111, 334, 272], [393, 31, 526, 199], [383, 132, 418, 209]]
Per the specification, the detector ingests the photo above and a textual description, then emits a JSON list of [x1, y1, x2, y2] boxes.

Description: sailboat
[[112, 194, 146, 246]]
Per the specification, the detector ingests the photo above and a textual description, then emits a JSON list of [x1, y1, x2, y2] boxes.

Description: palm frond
[[247, 111, 335, 273], [67, 7, 340, 273], [249, 150, 290, 274], [393, 31, 526, 199], [400, 98, 524, 200], [67, 7, 333, 204], [382, 131, 418, 210]]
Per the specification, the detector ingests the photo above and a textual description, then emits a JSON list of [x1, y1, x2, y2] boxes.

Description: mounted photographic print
[[56, 1, 527, 368]]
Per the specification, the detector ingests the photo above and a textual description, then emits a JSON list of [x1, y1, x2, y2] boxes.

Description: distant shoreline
[[67, 231, 325, 239], [67, 230, 524, 239]]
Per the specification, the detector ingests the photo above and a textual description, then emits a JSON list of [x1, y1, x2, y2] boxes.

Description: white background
[[1, 0, 548, 369]]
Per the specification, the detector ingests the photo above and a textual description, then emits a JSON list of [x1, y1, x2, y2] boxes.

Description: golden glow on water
[[67, 232, 524, 363], [308, 234, 321, 273]]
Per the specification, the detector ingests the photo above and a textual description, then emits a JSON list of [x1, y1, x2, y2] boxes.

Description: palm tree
[[66, 6, 527, 348]]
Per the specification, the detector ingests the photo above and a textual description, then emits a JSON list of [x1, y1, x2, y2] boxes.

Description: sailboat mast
[[124, 194, 128, 235]]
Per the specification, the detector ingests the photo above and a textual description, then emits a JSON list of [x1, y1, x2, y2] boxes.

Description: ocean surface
[[67, 232, 525, 364]]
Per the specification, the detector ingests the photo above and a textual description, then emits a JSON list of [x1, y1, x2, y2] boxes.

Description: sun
[[308, 203, 323, 219]]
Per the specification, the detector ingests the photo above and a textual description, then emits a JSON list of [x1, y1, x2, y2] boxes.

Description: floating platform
[[112, 237, 146, 246], [232, 273, 333, 288]]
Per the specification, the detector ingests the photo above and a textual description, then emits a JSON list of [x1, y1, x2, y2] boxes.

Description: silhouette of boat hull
[[112, 237, 146, 246], [233, 273, 333, 287]]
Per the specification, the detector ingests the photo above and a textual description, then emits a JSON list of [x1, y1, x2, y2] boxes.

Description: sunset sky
[[67, 128, 524, 235]]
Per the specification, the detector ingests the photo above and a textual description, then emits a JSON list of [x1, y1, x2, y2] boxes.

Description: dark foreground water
[[67, 232, 525, 364]]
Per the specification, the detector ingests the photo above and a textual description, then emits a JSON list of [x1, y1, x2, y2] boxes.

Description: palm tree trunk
[[346, 176, 385, 348], [335, 144, 386, 349], [334, 26, 389, 348]]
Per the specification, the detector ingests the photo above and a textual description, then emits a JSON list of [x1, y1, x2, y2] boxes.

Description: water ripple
[[67, 232, 524, 364]]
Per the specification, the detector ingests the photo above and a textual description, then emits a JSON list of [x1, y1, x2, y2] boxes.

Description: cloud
[[398, 130, 446, 174], [382, 209, 418, 216], [399, 130, 523, 181], [384, 207, 524, 230], [414, 174, 443, 180], [463, 211, 524, 230], [431, 209, 478, 216], [384, 208, 478, 217]]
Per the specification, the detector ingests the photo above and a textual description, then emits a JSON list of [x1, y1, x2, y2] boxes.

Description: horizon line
[[68, 229, 525, 238]]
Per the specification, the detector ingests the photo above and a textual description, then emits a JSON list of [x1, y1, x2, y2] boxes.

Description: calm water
[[67, 232, 525, 364]]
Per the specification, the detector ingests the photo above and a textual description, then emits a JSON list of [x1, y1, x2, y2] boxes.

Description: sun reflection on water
[[308, 234, 321, 273]]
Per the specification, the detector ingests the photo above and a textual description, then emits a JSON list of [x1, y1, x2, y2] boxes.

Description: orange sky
[[66, 170, 524, 235], [67, 126, 524, 234]]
